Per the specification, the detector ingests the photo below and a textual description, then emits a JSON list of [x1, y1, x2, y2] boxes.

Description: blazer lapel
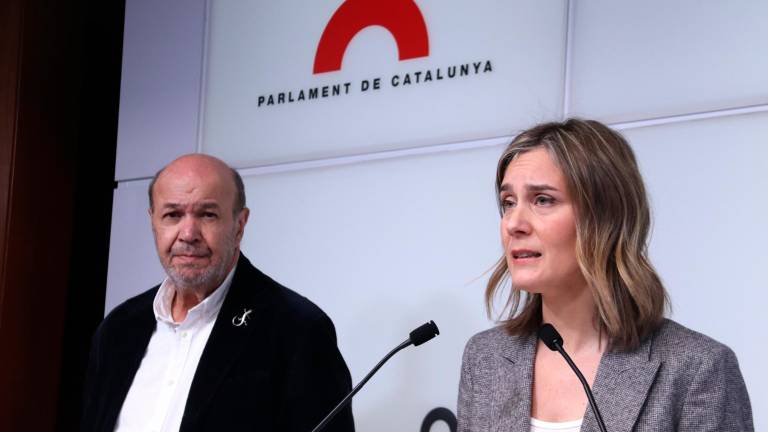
[[581, 336, 660, 432], [181, 255, 274, 428], [492, 332, 536, 432]]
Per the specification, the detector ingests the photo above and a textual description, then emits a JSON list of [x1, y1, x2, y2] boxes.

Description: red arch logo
[[313, 0, 430, 74]]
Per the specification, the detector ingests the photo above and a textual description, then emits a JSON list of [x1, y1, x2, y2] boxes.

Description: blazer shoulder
[[272, 282, 330, 324], [463, 325, 531, 360], [237, 256, 332, 326], [648, 320, 753, 430], [97, 286, 158, 335], [465, 326, 506, 351], [651, 318, 737, 364], [242, 265, 342, 352]]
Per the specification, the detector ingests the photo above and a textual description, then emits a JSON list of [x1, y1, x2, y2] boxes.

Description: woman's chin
[[511, 279, 540, 294]]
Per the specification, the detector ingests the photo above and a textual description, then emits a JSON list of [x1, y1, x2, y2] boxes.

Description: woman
[[457, 119, 753, 431]]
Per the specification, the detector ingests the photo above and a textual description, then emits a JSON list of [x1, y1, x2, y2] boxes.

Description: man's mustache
[[170, 246, 211, 257]]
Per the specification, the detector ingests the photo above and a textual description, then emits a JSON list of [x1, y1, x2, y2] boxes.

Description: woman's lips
[[510, 249, 542, 262]]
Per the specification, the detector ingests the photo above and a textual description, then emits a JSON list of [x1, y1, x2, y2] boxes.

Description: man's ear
[[235, 208, 250, 241]]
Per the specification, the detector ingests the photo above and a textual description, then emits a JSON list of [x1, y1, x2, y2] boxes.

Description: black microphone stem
[[553, 342, 608, 432], [311, 339, 411, 432]]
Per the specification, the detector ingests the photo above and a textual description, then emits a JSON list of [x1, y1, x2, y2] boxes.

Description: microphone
[[311, 321, 440, 432], [409, 320, 440, 346], [537, 324, 608, 432]]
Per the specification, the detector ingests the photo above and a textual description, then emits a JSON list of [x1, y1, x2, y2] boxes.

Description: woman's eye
[[501, 198, 516, 213], [534, 195, 555, 206]]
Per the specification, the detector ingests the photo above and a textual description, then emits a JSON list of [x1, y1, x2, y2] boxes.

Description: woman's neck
[[540, 284, 605, 354]]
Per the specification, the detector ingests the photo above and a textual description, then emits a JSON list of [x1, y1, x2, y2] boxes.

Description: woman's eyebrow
[[499, 183, 559, 193], [526, 183, 558, 193]]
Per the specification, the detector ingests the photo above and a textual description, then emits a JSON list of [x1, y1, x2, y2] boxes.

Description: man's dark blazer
[[82, 254, 355, 432]]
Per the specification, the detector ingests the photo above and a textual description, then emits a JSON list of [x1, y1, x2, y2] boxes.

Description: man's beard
[[164, 229, 237, 292]]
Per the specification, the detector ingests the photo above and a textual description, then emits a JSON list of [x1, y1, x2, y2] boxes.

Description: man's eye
[[203, 212, 218, 219], [163, 212, 181, 219], [534, 195, 555, 206]]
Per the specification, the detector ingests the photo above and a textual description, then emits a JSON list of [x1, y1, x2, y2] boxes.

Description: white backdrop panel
[[106, 179, 166, 313], [201, 0, 566, 166], [570, 0, 768, 123], [626, 113, 768, 430], [115, 0, 205, 181]]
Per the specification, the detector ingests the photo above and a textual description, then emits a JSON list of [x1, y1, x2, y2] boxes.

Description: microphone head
[[409, 321, 440, 346], [537, 323, 563, 351]]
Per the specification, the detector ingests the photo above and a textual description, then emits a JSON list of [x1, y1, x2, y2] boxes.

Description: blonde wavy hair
[[486, 119, 668, 350]]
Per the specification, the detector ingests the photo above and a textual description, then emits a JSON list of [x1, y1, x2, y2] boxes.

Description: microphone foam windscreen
[[537, 323, 564, 351], [409, 321, 440, 346]]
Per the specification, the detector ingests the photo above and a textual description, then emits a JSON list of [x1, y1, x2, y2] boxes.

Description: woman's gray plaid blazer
[[457, 319, 753, 431]]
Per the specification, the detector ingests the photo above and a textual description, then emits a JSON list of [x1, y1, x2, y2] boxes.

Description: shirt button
[[168, 380, 175, 386], [181, 332, 188, 338]]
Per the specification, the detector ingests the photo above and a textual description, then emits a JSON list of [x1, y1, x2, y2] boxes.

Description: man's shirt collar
[[152, 265, 236, 327]]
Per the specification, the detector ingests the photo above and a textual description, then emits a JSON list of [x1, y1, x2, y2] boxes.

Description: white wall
[[108, 0, 768, 430]]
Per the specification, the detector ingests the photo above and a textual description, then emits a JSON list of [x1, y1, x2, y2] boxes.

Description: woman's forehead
[[504, 148, 563, 179]]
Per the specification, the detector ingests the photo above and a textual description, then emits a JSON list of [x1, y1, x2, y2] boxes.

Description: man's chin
[[167, 267, 217, 290]]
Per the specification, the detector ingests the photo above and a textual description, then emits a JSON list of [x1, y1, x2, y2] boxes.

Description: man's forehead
[[153, 166, 235, 206], [157, 157, 233, 187], [150, 154, 239, 211], [156, 170, 228, 191], [158, 154, 231, 184], [159, 200, 222, 209], [161, 158, 228, 181]]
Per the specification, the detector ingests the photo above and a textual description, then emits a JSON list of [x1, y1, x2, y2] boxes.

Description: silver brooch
[[232, 308, 252, 327]]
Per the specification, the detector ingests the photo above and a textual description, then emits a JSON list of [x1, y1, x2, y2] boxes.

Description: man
[[82, 154, 355, 432]]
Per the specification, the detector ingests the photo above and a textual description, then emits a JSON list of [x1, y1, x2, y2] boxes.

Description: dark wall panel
[[0, 0, 124, 430]]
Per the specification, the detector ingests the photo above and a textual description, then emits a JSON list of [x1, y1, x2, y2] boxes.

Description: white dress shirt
[[530, 417, 582, 432], [114, 267, 236, 432]]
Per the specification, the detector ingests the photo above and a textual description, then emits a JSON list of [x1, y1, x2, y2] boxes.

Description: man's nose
[[178, 216, 202, 242]]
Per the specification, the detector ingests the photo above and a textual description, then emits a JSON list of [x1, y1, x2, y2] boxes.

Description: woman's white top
[[530, 417, 583, 432]]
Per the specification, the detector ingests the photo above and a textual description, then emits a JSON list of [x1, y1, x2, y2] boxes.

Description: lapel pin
[[232, 308, 252, 327]]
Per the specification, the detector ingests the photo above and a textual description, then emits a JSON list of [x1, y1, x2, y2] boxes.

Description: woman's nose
[[503, 206, 532, 236]]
